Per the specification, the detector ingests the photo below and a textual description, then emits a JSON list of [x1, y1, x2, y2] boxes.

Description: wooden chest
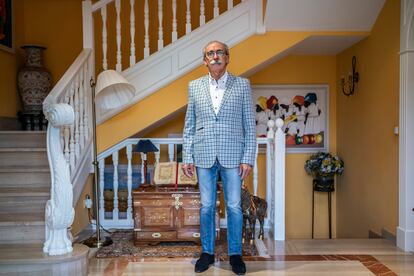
[[132, 185, 220, 245]]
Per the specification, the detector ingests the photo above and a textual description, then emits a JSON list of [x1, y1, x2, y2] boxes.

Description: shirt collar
[[209, 71, 228, 87]]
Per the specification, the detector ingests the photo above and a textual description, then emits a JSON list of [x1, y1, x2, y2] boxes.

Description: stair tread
[[0, 131, 46, 134], [0, 167, 50, 173], [0, 147, 47, 152], [0, 243, 89, 264], [0, 213, 45, 224], [0, 187, 50, 196]]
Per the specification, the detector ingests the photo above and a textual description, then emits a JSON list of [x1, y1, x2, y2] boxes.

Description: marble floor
[[87, 236, 414, 275]]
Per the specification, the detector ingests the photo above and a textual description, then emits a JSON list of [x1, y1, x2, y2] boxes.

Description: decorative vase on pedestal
[[313, 174, 335, 192], [17, 45, 52, 130]]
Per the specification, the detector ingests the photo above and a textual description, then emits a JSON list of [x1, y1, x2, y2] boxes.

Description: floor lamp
[[84, 70, 136, 248]]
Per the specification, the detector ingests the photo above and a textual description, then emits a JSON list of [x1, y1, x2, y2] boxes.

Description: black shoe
[[195, 253, 215, 273], [230, 255, 246, 275]]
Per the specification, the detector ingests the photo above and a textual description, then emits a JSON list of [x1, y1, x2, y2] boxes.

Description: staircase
[[0, 131, 49, 245], [0, 131, 89, 274]]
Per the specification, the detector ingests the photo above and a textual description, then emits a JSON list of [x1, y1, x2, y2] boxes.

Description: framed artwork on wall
[[252, 85, 329, 153], [0, 0, 14, 53]]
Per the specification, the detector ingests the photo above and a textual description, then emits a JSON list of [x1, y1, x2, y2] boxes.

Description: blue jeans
[[196, 160, 243, 256]]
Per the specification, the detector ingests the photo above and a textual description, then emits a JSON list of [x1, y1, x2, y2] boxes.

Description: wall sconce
[[341, 56, 359, 96]]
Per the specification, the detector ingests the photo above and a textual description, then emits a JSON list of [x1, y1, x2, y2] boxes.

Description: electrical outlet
[[84, 195, 92, 209]]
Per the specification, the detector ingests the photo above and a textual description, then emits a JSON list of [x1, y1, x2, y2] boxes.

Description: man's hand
[[239, 163, 252, 180], [182, 163, 195, 178]]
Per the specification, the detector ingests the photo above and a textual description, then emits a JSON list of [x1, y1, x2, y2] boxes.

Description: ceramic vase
[[17, 45, 52, 114]]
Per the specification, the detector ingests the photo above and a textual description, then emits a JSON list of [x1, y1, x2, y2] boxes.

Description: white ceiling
[[264, 0, 385, 55], [290, 35, 367, 55], [265, 0, 386, 31]]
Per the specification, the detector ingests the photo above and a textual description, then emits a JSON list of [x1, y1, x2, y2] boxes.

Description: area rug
[[96, 229, 258, 259]]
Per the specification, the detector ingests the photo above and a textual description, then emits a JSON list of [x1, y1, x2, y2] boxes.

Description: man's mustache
[[209, 60, 222, 65]]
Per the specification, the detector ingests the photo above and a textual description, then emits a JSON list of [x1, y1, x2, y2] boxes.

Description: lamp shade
[[95, 70, 136, 111], [134, 139, 159, 153]]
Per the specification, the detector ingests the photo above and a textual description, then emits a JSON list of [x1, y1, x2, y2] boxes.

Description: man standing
[[182, 41, 256, 275]]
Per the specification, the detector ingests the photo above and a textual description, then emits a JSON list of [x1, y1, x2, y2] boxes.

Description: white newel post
[[273, 118, 285, 240], [397, 0, 414, 252], [43, 103, 75, 256]]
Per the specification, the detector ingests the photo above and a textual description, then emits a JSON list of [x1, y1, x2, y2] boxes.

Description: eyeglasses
[[205, 49, 226, 59]]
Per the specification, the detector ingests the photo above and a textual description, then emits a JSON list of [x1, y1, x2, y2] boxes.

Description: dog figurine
[[241, 185, 267, 244]]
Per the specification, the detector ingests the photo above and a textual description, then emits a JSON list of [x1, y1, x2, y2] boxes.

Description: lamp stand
[[83, 79, 112, 248]]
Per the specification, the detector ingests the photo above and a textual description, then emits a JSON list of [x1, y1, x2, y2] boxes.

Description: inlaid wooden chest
[[132, 185, 220, 245]]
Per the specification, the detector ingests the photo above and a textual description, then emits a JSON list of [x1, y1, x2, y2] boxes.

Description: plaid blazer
[[183, 73, 257, 168]]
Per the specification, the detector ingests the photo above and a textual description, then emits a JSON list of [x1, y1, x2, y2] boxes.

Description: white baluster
[[199, 0, 205, 25], [253, 143, 259, 196], [168, 143, 174, 162], [171, 0, 177, 42], [273, 118, 285, 240], [79, 68, 85, 150], [98, 159, 106, 223], [266, 120, 275, 223], [83, 63, 90, 142], [126, 144, 133, 221], [101, 6, 108, 70], [144, 0, 150, 58], [115, 0, 122, 72], [129, 0, 136, 66], [227, 0, 233, 9], [74, 75, 80, 162], [154, 144, 160, 163], [140, 152, 145, 184], [69, 85, 75, 172], [112, 151, 119, 219], [185, 0, 191, 34], [157, 0, 163, 50], [213, 0, 219, 18]]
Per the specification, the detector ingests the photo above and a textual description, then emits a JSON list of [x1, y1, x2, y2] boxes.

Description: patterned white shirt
[[209, 71, 228, 115]]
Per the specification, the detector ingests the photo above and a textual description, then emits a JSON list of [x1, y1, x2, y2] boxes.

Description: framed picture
[[0, 0, 14, 53], [252, 85, 329, 153]]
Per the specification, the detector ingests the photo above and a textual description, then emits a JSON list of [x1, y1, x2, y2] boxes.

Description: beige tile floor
[[87, 238, 414, 275]]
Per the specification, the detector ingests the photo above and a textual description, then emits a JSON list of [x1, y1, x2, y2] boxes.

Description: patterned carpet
[[96, 229, 258, 259]]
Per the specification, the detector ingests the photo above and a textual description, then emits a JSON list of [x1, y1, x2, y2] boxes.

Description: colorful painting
[[252, 85, 329, 153], [0, 0, 13, 53]]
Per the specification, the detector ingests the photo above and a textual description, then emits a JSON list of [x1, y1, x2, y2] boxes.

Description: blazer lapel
[[217, 73, 235, 117]]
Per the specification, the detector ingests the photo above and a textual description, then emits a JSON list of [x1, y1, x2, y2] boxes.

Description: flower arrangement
[[304, 152, 344, 178]]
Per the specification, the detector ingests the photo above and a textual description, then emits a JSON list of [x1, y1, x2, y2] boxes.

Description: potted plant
[[304, 152, 344, 192]]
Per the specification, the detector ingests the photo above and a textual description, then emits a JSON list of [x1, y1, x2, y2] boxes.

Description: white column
[[129, 0, 136, 66], [227, 0, 233, 9], [112, 151, 119, 219], [253, 143, 259, 196], [185, 0, 191, 34], [157, 0, 164, 50], [213, 0, 219, 18], [397, 0, 414, 252], [144, 0, 150, 58], [273, 118, 285, 240], [101, 6, 108, 70], [199, 0, 205, 26], [126, 144, 133, 221], [82, 0, 94, 49], [171, 0, 177, 42], [115, 0, 122, 72], [266, 120, 275, 224]]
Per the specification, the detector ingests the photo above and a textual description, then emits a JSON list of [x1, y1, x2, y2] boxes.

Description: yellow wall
[[250, 55, 338, 238], [336, 0, 399, 237], [0, 0, 83, 118], [72, 175, 94, 236]]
